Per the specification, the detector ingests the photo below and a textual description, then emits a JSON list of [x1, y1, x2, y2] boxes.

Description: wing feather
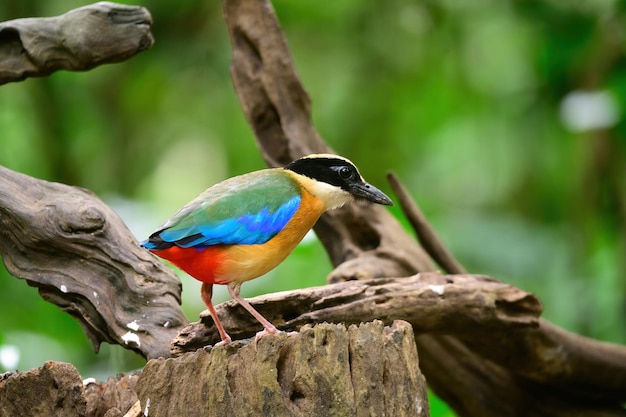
[[141, 170, 302, 249]]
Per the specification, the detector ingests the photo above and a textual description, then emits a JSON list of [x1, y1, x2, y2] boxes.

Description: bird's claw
[[213, 336, 232, 348], [251, 327, 301, 348], [254, 328, 278, 343]]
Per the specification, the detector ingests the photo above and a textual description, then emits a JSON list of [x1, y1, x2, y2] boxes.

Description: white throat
[[291, 173, 353, 210]]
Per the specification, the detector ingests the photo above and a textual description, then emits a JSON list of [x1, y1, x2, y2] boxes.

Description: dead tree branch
[[171, 273, 541, 355], [0, 166, 188, 359], [172, 272, 626, 402], [0, 322, 428, 417], [387, 172, 467, 274], [0, 2, 153, 85]]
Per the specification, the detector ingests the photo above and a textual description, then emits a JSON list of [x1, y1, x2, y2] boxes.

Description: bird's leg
[[227, 282, 279, 341], [201, 282, 232, 346]]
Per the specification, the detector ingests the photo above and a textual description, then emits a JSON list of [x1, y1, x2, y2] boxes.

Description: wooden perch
[[0, 322, 427, 417], [141, 321, 427, 417], [0, 166, 188, 359], [171, 273, 541, 355], [0, 2, 153, 85], [172, 272, 626, 401]]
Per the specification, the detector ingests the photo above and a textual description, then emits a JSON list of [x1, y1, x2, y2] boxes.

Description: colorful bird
[[141, 154, 392, 345]]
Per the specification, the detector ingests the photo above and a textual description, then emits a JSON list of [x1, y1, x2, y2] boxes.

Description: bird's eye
[[338, 166, 353, 179]]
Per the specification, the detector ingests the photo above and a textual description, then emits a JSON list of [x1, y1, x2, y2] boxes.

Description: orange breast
[[213, 186, 325, 284]]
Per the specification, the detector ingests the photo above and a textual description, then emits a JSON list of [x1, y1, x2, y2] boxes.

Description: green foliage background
[[1, 1, 625, 415]]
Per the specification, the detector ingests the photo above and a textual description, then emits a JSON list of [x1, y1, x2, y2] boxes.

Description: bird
[[140, 154, 393, 345]]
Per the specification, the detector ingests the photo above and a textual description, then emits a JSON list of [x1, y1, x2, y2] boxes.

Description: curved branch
[[171, 273, 541, 355], [0, 166, 188, 359], [0, 2, 153, 85]]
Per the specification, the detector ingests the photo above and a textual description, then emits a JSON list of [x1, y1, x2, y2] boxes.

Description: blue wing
[[156, 195, 300, 247], [141, 170, 302, 249]]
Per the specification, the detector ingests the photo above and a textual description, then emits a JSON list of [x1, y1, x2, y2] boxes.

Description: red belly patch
[[150, 245, 225, 284]]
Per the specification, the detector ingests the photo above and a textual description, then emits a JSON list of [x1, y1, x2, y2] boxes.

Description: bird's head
[[284, 154, 393, 210]]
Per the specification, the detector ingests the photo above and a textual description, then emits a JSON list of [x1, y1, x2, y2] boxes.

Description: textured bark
[[139, 321, 428, 417], [172, 272, 626, 404], [0, 166, 188, 359], [83, 374, 139, 417], [0, 362, 86, 417], [0, 322, 427, 417], [0, 2, 153, 85], [171, 273, 542, 355], [0, 361, 140, 417]]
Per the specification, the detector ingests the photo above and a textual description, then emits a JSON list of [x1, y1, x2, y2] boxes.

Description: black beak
[[350, 181, 393, 206]]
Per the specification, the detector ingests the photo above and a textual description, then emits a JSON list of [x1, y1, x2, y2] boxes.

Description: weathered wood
[[0, 166, 188, 359], [84, 374, 139, 417], [0, 2, 153, 85], [171, 273, 541, 355], [0, 322, 427, 417], [387, 172, 467, 274], [172, 272, 626, 401], [0, 361, 140, 417], [0, 362, 86, 417], [140, 321, 428, 417]]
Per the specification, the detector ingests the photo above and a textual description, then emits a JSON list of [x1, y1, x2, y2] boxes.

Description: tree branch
[[173, 272, 626, 412], [387, 172, 467, 274], [0, 2, 153, 85], [171, 273, 541, 355], [145, 321, 428, 417], [0, 166, 188, 359]]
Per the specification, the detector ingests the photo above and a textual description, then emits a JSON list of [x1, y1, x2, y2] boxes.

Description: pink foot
[[254, 328, 278, 343], [213, 335, 232, 347]]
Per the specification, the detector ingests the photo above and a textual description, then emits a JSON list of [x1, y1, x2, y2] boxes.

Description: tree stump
[[137, 320, 428, 417], [0, 321, 427, 417]]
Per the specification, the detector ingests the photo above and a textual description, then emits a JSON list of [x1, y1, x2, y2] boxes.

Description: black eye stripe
[[285, 157, 360, 192]]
